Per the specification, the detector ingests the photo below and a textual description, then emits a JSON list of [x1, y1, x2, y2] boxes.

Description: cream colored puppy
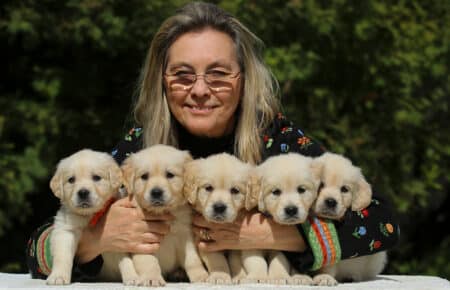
[[254, 153, 321, 285], [184, 153, 259, 284], [46, 149, 123, 285], [120, 145, 208, 286], [312, 152, 387, 286]]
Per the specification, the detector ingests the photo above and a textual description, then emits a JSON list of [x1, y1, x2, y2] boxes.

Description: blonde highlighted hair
[[133, 1, 280, 164]]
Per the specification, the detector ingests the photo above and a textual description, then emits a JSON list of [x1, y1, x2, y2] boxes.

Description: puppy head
[[256, 153, 320, 225], [50, 149, 123, 215], [121, 145, 192, 213], [183, 153, 254, 223], [312, 152, 372, 219]]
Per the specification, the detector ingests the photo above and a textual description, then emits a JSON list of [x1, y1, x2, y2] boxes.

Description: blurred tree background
[[1, 0, 449, 279]]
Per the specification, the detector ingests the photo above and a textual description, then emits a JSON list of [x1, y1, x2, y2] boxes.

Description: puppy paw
[[265, 278, 289, 285], [313, 274, 338, 286], [187, 268, 209, 283], [122, 276, 140, 286], [239, 277, 267, 284], [206, 272, 232, 284], [138, 275, 166, 287], [46, 272, 71, 285], [289, 274, 313, 285]]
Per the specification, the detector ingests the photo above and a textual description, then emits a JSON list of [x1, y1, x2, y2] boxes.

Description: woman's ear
[[245, 170, 260, 210], [352, 172, 373, 211], [120, 157, 135, 195], [50, 167, 64, 199], [183, 160, 199, 205]]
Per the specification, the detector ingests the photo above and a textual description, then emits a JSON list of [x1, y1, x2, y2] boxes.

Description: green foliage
[[1, 0, 449, 279]]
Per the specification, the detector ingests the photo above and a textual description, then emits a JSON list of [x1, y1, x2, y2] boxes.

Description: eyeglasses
[[164, 70, 241, 93]]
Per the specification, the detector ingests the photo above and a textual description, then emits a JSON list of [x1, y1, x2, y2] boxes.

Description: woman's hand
[[76, 197, 173, 263], [192, 210, 306, 253]]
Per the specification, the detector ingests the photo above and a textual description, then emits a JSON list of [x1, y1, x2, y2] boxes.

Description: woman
[[27, 2, 398, 281]]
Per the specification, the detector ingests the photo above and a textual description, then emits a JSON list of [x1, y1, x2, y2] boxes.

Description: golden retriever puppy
[[46, 149, 124, 285], [311, 152, 387, 286], [254, 153, 322, 285], [120, 145, 208, 286], [184, 153, 262, 284]]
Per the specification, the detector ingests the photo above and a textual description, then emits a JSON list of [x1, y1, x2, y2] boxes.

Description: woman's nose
[[190, 76, 210, 97]]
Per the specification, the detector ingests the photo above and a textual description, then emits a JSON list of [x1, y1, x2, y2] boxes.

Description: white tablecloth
[[0, 273, 448, 290]]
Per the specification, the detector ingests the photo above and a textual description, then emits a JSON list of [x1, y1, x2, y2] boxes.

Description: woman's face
[[164, 28, 242, 138]]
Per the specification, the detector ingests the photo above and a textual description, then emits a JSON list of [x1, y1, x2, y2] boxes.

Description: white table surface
[[0, 273, 449, 290]]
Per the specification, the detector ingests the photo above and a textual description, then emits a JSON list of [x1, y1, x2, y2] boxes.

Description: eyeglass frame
[[163, 70, 241, 92]]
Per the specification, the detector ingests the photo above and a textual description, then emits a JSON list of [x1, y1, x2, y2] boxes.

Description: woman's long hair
[[133, 1, 280, 164]]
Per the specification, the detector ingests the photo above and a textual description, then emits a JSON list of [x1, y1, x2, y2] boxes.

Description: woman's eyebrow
[[166, 62, 194, 71], [206, 61, 234, 70]]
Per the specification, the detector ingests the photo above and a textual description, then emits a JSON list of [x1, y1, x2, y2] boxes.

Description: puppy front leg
[[200, 251, 232, 284], [182, 239, 209, 282], [117, 254, 139, 285], [240, 249, 268, 284], [132, 254, 165, 286], [228, 250, 246, 283], [46, 229, 80, 285], [267, 251, 296, 285]]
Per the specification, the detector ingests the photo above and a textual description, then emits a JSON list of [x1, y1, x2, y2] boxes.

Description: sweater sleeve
[[26, 127, 143, 280], [262, 113, 399, 272]]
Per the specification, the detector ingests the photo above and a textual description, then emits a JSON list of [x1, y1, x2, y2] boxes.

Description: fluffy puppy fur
[[184, 153, 259, 284], [311, 152, 387, 286], [119, 145, 208, 286], [46, 149, 123, 285], [253, 153, 322, 285]]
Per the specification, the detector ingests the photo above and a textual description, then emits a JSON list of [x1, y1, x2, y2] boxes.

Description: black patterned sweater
[[26, 113, 399, 280]]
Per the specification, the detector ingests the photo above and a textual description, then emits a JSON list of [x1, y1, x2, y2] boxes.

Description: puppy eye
[[166, 171, 175, 179], [205, 185, 214, 192], [230, 187, 240, 194], [297, 186, 306, 194], [92, 175, 101, 182], [341, 185, 350, 193], [272, 189, 281, 196], [141, 173, 149, 180], [68, 176, 76, 184]]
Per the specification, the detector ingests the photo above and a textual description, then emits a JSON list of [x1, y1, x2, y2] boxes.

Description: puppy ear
[[49, 168, 64, 199], [352, 173, 373, 211], [183, 160, 198, 204], [109, 162, 124, 193], [245, 170, 260, 210], [310, 156, 324, 182], [121, 157, 135, 195]]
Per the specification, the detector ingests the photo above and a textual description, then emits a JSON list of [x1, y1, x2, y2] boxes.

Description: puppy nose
[[151, 187, 164, 200], [284, 206, 298, 217], [77, 189, 90, 200], [325, 198, 337, 209], [213, 203, 227, 214]]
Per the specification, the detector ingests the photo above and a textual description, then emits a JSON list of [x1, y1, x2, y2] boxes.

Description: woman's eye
[[174, 70, 194, 78], [297, 186, 306, 194], [92, 175, 101, 182], [141, 173, 149, 180], [208, 70, 228, 77], [166, 171, 175, 179], [68, 176, 76, 184], [272, 189, 281, 196], [341, 186, 350, 193], [230, 187, 240, 194], [205, 185, 214, 192]]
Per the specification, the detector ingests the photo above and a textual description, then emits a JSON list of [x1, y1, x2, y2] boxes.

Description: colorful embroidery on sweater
[[36, 225, 54, 275], [301, 217, 341, 271]]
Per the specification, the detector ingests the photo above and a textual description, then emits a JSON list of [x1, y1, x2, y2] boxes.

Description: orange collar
[[89, 198, 116, 227]]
